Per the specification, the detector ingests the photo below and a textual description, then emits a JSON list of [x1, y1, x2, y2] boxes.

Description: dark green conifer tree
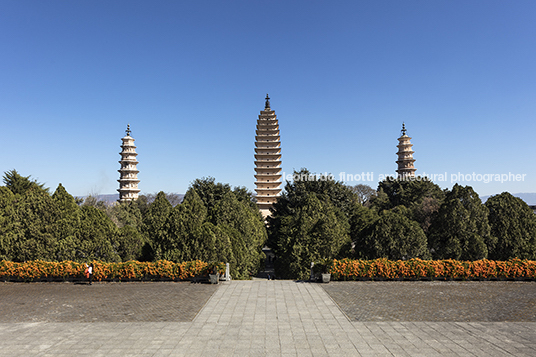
[[359, 207, 430, 260], [485, 192, 536, 260], [2, 169, 49, 195], [76, 206, 120, 262], [11, 188, 58, 261], [52, 183, 81, 261], [116, 225, 145, 261], [0, 187, 20, 261], [210, 190, 266, 278], [107, 200, 143, 229], [142, 191, 172, 260], [270, 194, 351, 279], [164, 188, 209, 262], [268, 170, 354, 279], [428, 184, 493, 260], [371, 177, 445, 235], [189, 178, 266, 278]]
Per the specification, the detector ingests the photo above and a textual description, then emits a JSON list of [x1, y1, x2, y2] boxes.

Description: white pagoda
[[396, 123, 417, 179], [118, 124, 140, 201]]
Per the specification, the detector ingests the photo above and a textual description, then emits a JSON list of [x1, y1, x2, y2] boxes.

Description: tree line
[[267, 169, 536, 279], [1, 169, 535, 280], [0, 170, 265, 279]]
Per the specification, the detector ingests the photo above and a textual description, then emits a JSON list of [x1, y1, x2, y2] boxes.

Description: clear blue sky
[[1, 0, 535, 199]]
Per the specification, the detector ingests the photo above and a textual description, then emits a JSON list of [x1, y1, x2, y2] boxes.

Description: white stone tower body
[[118, 124, 140, 201], [396, 123, 416, 179], [254, 95, 282, 217]]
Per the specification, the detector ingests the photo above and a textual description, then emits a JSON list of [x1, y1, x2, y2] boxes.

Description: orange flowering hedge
[[328, 258, 536, 280], [0, 260, 225, 282]]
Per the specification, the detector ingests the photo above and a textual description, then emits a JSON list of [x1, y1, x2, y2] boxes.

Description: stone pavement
[[0, 282, 216, 323], [0, 280, 535, 356], [323, 281, 536, 322]]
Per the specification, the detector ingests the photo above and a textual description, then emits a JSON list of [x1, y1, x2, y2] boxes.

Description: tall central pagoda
[[396, 123, 416, 179], [254, 94, 282, 217]]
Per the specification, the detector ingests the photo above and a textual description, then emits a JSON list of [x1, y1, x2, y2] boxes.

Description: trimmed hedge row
[[2, 259, 534, 282], [0, 260, 225, 282], [327, 258, 536, 280]]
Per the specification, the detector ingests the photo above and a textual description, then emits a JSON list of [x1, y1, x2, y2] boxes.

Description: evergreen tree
[[133, 194, 152, 217], [77, 206, 120, 262], [116, 225, 146, 261], [268, 170, 355, 279], [194, 222, 222, 263], [359, 208, 430, 260], [372, 177, 445, 235], [270, 193, 351, 279], [0, 187, 20, 261], [368, 188, 391, 211], [2, 169, 49, 195], [211, 190, 266, 278], [206, 222, 235, 268], [428, 184, 493, 260], [190, 177, 233, 215], [349, 203, 379, 259], [107, 200, 143, 229], [142, 191, 172, 260], [273, 169, 359, 219], [10, 188, 58, 261], [164, 188, 209, 262], [190, 179, 266, 278], [232, 186, 258, 210], [485, 192, 536, 260], [1, 170, 55, 262], [376, 176, 444, 209], [51, 183, 81, 261]]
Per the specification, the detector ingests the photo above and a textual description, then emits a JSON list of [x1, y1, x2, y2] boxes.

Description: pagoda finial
[[265, 94, 271, 109], [401, 122, 407, 136], [126, 124, 131, 136]]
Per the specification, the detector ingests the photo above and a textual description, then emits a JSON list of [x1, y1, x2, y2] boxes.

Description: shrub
[[0, 260, 225, 282], [328, 258, 536, 280]]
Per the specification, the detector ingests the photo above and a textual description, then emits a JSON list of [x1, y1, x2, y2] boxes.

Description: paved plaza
[[323, 281, 536, 322], [0, 280, 535, 356], [0, 282, 217, 323]]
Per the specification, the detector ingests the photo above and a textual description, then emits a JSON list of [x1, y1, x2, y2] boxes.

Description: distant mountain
[[481, 193, 536, 206], [95, 194, 120, 204], [75, 194, 119, 205], [78, 192, 535, 206], [76, 193, 185, 205]]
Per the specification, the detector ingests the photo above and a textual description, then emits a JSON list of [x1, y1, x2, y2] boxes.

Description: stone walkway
[[0, 280, 535, 356]]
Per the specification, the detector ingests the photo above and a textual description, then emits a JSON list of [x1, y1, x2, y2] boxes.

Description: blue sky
[[1, 1, 535, 199]]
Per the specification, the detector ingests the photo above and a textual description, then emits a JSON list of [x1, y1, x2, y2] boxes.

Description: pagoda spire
[[118, 125, 140, 201], [255, 95, 282, 217], [396, 123, 416, 179]]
